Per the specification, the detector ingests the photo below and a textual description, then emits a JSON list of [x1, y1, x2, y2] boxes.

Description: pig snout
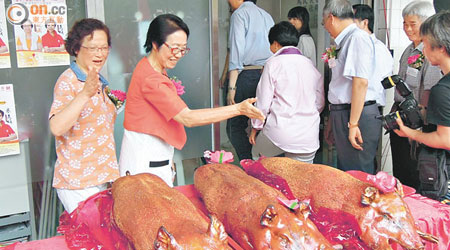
[[154, 215, 232, 250], [361, 188, 425, 250], [259, 205, 335, 250]]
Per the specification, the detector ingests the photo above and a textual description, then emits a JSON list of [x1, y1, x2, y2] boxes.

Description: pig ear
[[295, 201, 311, 220], [208, 215, 228, 243], [260, 205, 278, 227], [154, 226, 179, 250], [361, 187, 379, 206]]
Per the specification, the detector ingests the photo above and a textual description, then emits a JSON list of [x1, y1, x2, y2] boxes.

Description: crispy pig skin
[[112, 173, 212, 250], [259, 157, 368, 214], [194, 163, 335, 250], [259, 157, 425, 250]]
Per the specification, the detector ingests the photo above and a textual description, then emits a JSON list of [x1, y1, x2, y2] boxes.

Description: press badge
[[406, 66, 419, 78]]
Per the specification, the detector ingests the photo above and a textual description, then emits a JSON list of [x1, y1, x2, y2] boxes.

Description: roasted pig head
[[194, 163, 335, 250], [359, 185, 425, 250], [259, 157, 434, 250], [112, 173, 231, 250]]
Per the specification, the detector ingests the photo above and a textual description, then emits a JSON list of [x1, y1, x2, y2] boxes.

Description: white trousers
[[56, 183, 108, 213], [119, 129, 175, 187]]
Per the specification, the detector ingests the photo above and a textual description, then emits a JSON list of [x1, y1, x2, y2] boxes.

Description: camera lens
[[381, 112, 400, 132]]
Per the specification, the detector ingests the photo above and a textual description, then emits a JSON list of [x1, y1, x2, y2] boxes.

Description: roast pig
[[112, 173, 231, 250], [257, 157, 437, 250], [194, 163, 336, 250]]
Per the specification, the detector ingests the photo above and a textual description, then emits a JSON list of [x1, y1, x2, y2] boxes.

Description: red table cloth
[[4, 172, 450, 250]]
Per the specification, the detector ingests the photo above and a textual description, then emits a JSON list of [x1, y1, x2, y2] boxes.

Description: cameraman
[[394, 11, 450, 202]]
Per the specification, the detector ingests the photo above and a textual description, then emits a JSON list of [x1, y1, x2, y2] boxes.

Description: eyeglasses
[[321, 14, 331, 26], [81, 45, 110, 54], [164, 42, 190, 56]]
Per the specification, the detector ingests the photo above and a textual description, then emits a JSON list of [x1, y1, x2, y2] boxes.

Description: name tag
[[406, 66, 419, 78], [328, 58, 336, 68]]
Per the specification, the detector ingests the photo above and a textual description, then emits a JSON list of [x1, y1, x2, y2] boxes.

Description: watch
[[347, 122, 359, 128], [228, 86, 236, 90]]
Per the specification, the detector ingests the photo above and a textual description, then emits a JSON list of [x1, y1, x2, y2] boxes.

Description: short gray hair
[[420, 11, 450, 56], [323, 0, 354, 19], [402, 1, 435, 21]]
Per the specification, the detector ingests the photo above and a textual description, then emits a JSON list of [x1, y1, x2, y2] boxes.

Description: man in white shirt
[[353, 4, 394, 112], [323, 0, 381, 174], [353, 4, 394, 171]]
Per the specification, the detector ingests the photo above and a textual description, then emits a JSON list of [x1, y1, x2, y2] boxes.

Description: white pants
[[252, 131, 316, 164], [119, 129, 175, 187], [56, 183, 108, 214]]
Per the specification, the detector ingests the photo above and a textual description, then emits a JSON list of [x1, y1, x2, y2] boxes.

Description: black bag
[[417, 145, 449, 200]]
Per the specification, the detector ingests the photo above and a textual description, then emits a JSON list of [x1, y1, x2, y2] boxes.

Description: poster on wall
[[0, 0, 12, 69], [7, 0, 69, 68], [0, 84, 19, 157]]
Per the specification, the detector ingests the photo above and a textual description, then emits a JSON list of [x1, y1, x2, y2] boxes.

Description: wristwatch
[[228, 86, 236, 90], [347, 122, 359, 128]]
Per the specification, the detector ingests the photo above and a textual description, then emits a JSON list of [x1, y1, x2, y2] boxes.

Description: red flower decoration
[[407, 53, 424, 69], [170, 76, 185, 96], [105, 86, 126, 110]]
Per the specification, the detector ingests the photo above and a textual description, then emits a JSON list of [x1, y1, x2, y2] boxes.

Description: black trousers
[[330, 103, 381, 174], [226, 69, 262, 160], [390, 132, 420, 190]]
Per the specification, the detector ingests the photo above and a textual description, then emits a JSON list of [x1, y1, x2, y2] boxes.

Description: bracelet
[[347, 122, 359, 128], [228, 86, 236, 90]]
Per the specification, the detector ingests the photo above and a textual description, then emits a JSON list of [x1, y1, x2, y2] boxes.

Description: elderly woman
[[49, 19, 119, 213], [119, 14, 264, 186], [16, 19, 42, 51], [287, 6, 316, 66], [249, 21, 324, 163], [390, 1, 442, 190]]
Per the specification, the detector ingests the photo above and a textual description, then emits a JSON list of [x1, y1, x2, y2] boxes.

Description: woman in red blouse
[[120, 14, 264, 186]]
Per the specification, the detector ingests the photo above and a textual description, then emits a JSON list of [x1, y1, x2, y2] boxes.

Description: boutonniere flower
[[105, 86, 126, 113], [321, 46, 338, 68], [407, 53, 424, 70], [170, 76, 185, 96]]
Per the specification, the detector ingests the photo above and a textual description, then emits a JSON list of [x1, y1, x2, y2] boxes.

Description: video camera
[[377, 75, 423, 132]]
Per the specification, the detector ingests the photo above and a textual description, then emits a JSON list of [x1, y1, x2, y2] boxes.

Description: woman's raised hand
[[81, 66, 101, 98], [238, 98, 265, 121]]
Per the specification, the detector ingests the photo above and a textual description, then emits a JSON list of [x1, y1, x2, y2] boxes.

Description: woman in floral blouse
[[49, 19, 119, 213]]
